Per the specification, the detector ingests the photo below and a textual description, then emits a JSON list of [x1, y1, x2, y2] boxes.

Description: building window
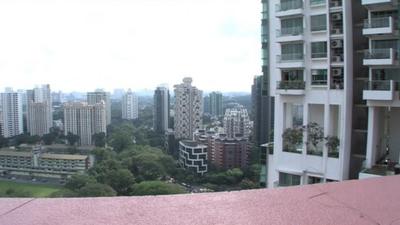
[[279, 172, 301, 187], [308, 176, 322, 184], [311, 42, 327, 58], [311, 14, 327, 31], [311, 69, 328, 85]]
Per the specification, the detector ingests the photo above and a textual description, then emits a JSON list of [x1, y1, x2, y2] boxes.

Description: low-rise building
[[0, 146, 90, 180]]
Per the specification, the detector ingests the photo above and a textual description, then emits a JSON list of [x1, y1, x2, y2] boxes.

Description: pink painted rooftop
[[1, 176, 400, 225]]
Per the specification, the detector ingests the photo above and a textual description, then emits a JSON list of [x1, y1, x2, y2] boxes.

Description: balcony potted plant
[[325, 135, 340, 158], [305, 122, 324, 156], [282, 127, 303, 153]]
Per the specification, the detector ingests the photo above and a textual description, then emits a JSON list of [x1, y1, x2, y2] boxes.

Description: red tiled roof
[[1, 176, 399, 225]]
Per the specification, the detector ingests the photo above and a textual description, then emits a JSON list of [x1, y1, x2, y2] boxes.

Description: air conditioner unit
[[332, 13, 342, 21], [332, 68, 343, 76], [331, 1, 341, 7], [331, 39, 343, 48], [332, 55, 342, 62], [331, 28, 342, 35]]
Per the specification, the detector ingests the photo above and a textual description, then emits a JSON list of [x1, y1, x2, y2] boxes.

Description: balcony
[[276, 53, 305, 68], [363, 48, 399, 66], [363, 17, 397, 37], [359, 164, 400, 179], [363, 80, 397, 101], [276, 27, 304, 42], [275, 0, 304, 18], [361, 0, 398, 10], [276, 80, 306, 95]]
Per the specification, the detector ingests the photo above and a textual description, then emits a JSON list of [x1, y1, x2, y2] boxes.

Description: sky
[[0, 0, 261, 93]]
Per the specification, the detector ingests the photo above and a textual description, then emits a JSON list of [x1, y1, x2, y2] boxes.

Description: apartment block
[[122, 89, 138, 120], [0, 91, 23, 138], [63, 102, 107, 146], [178, 140, 208, 175], [359, 0, 400, 179], [26, 84, 53, 136], [87, 91, 111, 125], [209, 92, 223, 117], [265, 0, 370, 187], [173, 77, 203, 140], [223, 104, 251, 139], [153, 86, 170, 133]]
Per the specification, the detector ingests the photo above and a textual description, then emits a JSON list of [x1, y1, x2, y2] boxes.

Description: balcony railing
[[277, 80, 306, 90], [277, 26, 304, 37], [310, 0, 326, 6], [364, 80, 399, 91], [277, 53, 304, 62], [364, 48, 398, 60], [364, 17, 393, 29], [276, 0, 303, 12]]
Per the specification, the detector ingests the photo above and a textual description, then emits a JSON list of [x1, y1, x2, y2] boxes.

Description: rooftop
[[0, 176, 399, 225]]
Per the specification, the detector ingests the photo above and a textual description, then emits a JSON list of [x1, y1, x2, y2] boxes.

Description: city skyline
[[0, 0, 260, 93]]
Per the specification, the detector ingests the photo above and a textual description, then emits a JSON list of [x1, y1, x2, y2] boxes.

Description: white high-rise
[[173, 77, 203, 139], [360, 1, 400, 179], [223, 104, 251, 138], [87, 91, 111, 125], [264, 0, 374, 187], [27, 84, 53, 136], [63, 102, 106, 146], [0, 91, 23, 138], [122, 89, 138, 120]]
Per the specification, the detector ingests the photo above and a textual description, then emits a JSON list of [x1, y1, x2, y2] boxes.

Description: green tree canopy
[[78, 183, 117, 197], [130, 181, 186, 196]]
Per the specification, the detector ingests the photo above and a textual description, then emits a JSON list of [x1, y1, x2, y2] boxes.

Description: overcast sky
[[0, 0, 260, 93]]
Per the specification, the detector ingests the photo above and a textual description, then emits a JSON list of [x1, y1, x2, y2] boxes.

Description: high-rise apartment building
[[27, 85, 53, 136], [173, 77, 203, 139], [122, 89, 138, 120], [209, 92, 223, 117], [63, 102, 106, 146], [0, 91, 23, 138], [252, 76, 271, 145], [178, 140, 208, 175], [360, 0, 400, 179], [264, 0, 372, 187], [153, 86, 170, 133], [87, 91, 111, 125], [223, 104, 251, 139]]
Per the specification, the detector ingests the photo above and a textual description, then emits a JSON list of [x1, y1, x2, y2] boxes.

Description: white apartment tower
[[122, 89, 138, 120], [360, 0, 400, 179], [223, 104, 251, 138], [63, 102, 107, 146], [87, 91, 111, 125], [27, 84, 53, 136], [265, 0, 372, 187], [0, 91, 23, 138], [173, 77, 203, 139]]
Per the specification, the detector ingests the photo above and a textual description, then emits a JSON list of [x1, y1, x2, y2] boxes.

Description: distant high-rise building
[[63, 102, 106, 146], [52, 91, 64, 104], [122, 89, 138, 120], [212, 133, 249, 170], [209, 92, 223, 117], [26, 85, 53, 136], [252, 76, 270, 145], [223, 104, 250, 139], [173, 77, 203, 139], [203, 95, 210, 115], [87, 91, 111, 125], [153, 86, 170, 133], [0, 91, 23, 138]]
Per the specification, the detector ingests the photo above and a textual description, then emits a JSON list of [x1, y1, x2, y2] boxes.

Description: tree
[[102, 169, 135, 195], [92, 148, 115, 163], [130, 181, 186, 196], [0, 135, 8, 148], [78, 183, 117, 197], [42, 133, 56, 145], [65, 174, 97, 192], [109, 132, 133, 152], [92, 132, 106, 147], [305, 122, 324, 152], [243, 164, 261, 182], [66, 132, 80, 146], [239, 179, 260, 190], [282, 127, 303, 152]]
